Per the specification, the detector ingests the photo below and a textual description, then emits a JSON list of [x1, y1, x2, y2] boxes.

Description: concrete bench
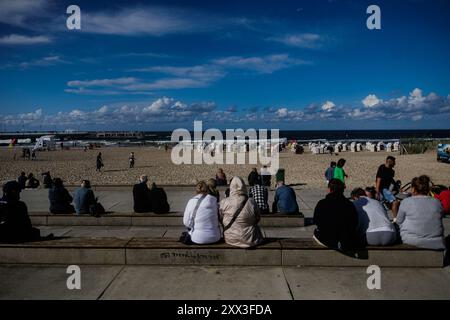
[[28, 212, 305, 227], [0, 237, 444, 267], [0, 237, 128, 265], [280, 239, 445, 267]]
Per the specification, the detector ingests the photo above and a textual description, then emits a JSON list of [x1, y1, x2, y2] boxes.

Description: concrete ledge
[[29, 212, 304, 227], [281, 239, 445, 267], [126, 238, 282, 266], [47, 215, 132, 226], [0, 238, 127, 265], [0, 237, 444, 267]]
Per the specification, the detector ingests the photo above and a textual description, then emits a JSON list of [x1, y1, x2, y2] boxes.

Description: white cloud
[[67, 77, 137, 88], [213, 54, 310, 74], [6, 88, 447, 129], [132, 65, 225, 82], [362, 94, 382, 108], [321, 101, 335, 112], [0, 34, 51, 45], [268, 33, 322, 48], [276, 108, 288, 117], [0, 0, 49, 27], [82, 6, 230, 36], [19, 55, 64, 68], [67, 54, 309, 95]]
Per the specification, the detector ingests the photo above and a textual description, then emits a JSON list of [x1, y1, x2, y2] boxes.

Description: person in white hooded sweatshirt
[[183, 181, 222, 244]]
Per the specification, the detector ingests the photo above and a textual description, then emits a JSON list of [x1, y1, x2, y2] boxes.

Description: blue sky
[[0, 0, 449, 131]]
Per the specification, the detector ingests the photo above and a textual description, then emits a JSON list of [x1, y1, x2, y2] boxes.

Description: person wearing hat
[[0, 181, 41, 242], [48, 178, 75, 214]]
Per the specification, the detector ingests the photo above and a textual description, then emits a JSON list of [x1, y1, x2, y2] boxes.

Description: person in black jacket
[[0, 181, 41, 243], [150, 182, 170, 214], [248, 168, 261, 186], [42, 171, 53, 189], [48, 178, 75, 214], [313, 179, 363, 250], [17, 172, 27, 190], [133, 175, 152, 213]]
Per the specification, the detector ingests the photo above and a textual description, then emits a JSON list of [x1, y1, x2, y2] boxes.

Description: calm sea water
[[143, 129, 450, 142]]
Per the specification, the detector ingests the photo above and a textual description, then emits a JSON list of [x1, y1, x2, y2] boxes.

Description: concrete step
[[0, 237, 444, 267], [29, 212, 305, 227]]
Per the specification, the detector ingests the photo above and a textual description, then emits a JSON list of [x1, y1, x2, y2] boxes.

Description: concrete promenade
[[0, 186, 449, 300]]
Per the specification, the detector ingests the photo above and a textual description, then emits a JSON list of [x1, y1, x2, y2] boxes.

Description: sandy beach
[[0, 146, 448, 190]]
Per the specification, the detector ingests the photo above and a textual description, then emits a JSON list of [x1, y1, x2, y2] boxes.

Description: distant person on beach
[[396, 176, 445, 250], [150, 182, 170, 214], [272, 179, 299, 214], [326, 145, 334, 155], [48, 178, 75, 214], [133, 175, 152, 213], [376, 156, 400, 218], [25, 173, 40, 189], [74, 180, 96, 215], [31, 150, 36, 160], [215, 168, 227, 186], [333, 158, 348, 184], [248, 172, 269, 214], [42, 171, 53, 189], [324, 161, 336, 185], [129, 152, 135, 168], [248, 168, 261, 186], [0, 181, 42, 243], [96, 152, 104, 172], [313, 179, 362, 250], [351, 188, 397, 246], [207, 178, 220, 202], [181, 181, 221, 245], [220, 176, 263, 248], [17, 172, 27, 190], [260, 165, 271, 187]]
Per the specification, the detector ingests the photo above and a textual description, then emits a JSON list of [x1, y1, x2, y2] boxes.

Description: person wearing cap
[[0, 181, 41, 242], [48, 178, 75, 214], [73, 180, 96, 214], [272, 177, 299, 214]]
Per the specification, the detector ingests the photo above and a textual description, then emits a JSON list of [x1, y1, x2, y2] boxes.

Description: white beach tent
[[33, 135, 56, 151]]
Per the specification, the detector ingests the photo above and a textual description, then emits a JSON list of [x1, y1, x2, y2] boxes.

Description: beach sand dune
[[0, 147, 449, 189]]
